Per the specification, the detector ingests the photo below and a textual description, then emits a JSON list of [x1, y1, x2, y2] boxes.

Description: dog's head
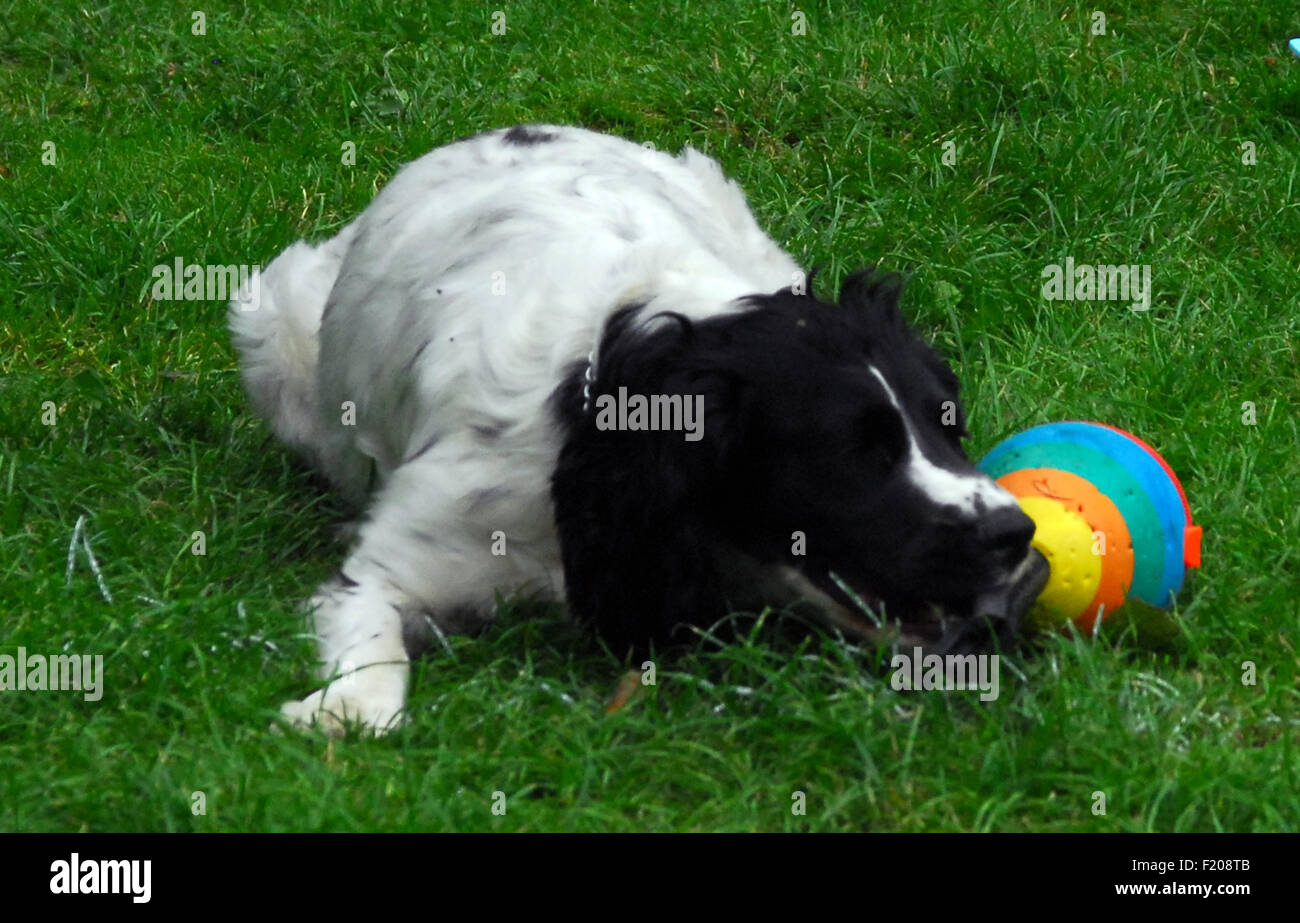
[[551, 269, 1045, 658]]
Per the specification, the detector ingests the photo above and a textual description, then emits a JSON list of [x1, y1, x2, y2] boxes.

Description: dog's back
[[231, 125, 799, 504]]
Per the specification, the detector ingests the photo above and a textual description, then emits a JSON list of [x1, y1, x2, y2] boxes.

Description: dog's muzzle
[[710, 540, 1051, 654], [973, 548, 1049, 625]]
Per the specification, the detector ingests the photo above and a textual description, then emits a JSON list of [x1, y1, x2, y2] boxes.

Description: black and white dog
[[230, 124, 1045, 734]]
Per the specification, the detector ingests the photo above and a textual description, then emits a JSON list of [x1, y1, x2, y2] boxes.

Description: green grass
[[1, 0, 1297, 831]]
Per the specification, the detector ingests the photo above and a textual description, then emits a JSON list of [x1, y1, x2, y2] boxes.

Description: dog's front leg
[[279, 567, 410, 736]]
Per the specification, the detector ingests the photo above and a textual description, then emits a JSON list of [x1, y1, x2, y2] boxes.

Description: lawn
[[0, 0, 1296, 832]]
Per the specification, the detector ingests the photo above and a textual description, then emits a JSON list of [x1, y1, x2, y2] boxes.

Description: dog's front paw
[[278, 665, 407, 737]]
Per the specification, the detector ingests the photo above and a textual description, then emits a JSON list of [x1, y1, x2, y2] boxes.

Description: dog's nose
[[978, 505, 1036, 556]]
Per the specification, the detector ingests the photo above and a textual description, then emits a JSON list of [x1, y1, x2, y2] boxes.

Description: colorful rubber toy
[[978, 422, 1202, 633]]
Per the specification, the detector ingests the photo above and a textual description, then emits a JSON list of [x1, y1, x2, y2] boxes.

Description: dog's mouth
[[815, 550, 1050, 652], [713, 544, 1050, 654], [965, 550, 1051, 635]]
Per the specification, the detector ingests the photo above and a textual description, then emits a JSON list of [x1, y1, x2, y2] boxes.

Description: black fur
[[501, 125, 559, 146], [550, 269, 1033, 659]]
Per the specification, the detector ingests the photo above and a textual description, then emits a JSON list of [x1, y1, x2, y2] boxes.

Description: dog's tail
[[228, 225, 357, 466]]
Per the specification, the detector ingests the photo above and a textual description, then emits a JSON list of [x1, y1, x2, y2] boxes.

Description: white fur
[[232, 125, 1027, 733], [231, 126, 802, 733], [867, 367, 1020, 517]]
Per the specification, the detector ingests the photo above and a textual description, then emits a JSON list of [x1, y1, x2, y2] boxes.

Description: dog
[[229, 124, 1045, 735]]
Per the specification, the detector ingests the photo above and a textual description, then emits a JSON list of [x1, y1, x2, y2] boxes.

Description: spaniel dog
[[230, 124, 1045, 734]]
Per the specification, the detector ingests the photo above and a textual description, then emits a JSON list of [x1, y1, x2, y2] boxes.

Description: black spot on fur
[[409, 526, 441, 546], [466, 485, 512, 515], [471, 421, 506, 441], [400, 605, 491, 657], [405, 434, 442, 463], [441, 254, 481, 276], [402, 338, 433, 373], [464, 210, 517, 237], [501, 125, 558, 146]]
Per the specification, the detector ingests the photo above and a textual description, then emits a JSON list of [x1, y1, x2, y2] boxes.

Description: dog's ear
[[549, 311, 738, 660], [839, 267, 907, 325]]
